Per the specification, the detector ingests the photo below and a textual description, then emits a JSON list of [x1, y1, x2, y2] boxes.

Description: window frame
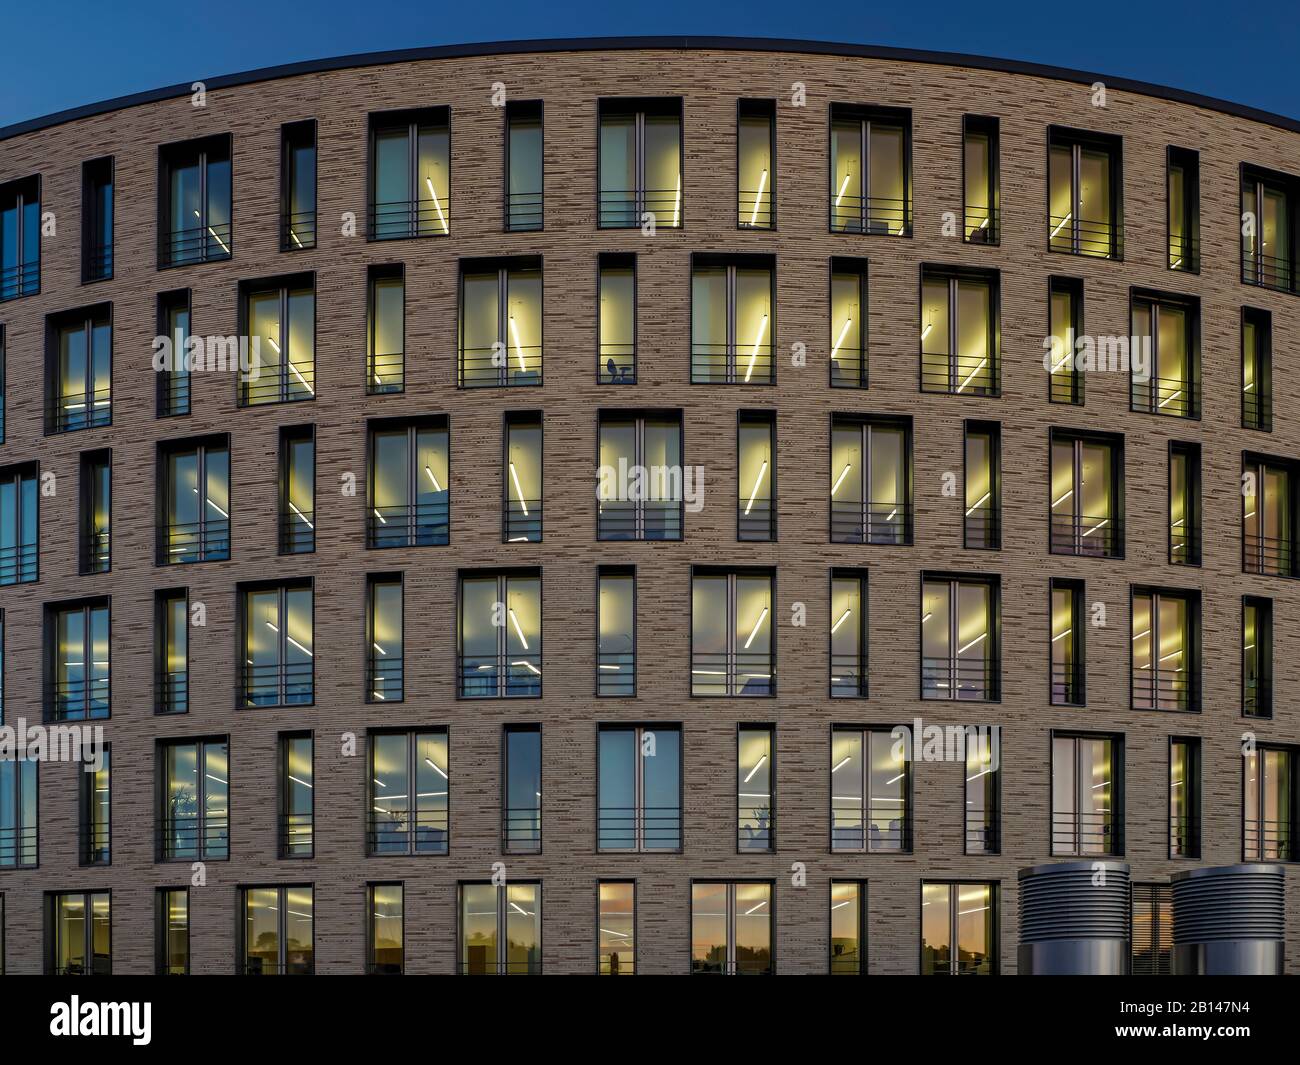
[[279, 119, 317, 252], [737, 98, 776, 230], [918, 264, 1000, 397], [1049, 730, 1125, 857], [961, 115, 1000, 245], [504, 100, 544, 233], [157, 134, 233, 269]]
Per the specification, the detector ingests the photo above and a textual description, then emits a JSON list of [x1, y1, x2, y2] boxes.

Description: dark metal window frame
[[156, 433, 231, 566], [596, 564, 637, 697], [237, 883, 314, 975], [365, 881, 404, 975], [155, 886, 189, 975], [1045, 125, 1124, 260], [829, 567, 869, 699], [236, 272, 316, 407], [1048, 427, 1125, 559], [502, 410, 542, 543], [504, 100, 544, 232], [736, 98, 776, 230], [153, 587, 189, 715], [1049, 577, 1086, 707], [1242, 743, 1300, 863], [1129, 287, 1201, 419], [155, 288, 192, 417], [918, 879, 999, 975], [918, 263, 1000, 397], [456, 880, 542, 975], [1130, 584, 1201, 714], [0, 174, 41, 300], [0, 754, 37, 869], [596, 722, 684, 854], [501, 722, 542, 854], [689, 566, 776, 698], [1168, 736, 1201, 860], [597, 252, 637, 384], [961, 114, 1000, 245], [80, 156, 114, 283], [45, 890, 111, 976], [157, 133, 233, 269], [828, 880, 868, 975], [962, 419, 1000, 550], [0, 461, 38, 586], [828, 103, 913, 237], [736, 722, 775, 853], [279, 119, 317, 252], [1240, 162, 1299, 295], [77, 742, 110, 867], [278, 730, 314, 859], [829, 724, 914, 854], [457, 255, 543, 388], [689, 252, 776, 385], [1050, 729, 1125, 857], [829, 256, 869, 388], [366, 263, 405, 395], [1243, 593, 1273, 720], [597, 96, 684, 230], [366, 727, 450, 856], [366, 572, 404, 703], [1165, 146, 1200, 273], [1047, 274, 1085, 405], [278, 424, 315, 554], [156, 735, 230, 862], [456, 568, 542, 699], [366, 414, 450, 549], [964, 726, 1001, 855], [1242, 450, 1299, 578], [78, 448, 111, 575], [919, 571, 1001, 703], [1241, 306, 1273, 432], [1168, 440, 1202, 567], [595, 408, 684, 541], [736, 409, 775, 541], [44, 302, 113, 434], [237, 578, 314, 708], [367, 106, 451, 242], [829, 412, 914, 545], [43, 597, 111, 723]]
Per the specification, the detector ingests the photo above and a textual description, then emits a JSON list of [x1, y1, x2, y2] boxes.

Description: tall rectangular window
[[156, 289, 191, 416], [921, 574, 999, 701], [1244, 595, 1273, 719], [459, 882, 541, 975], [920, 883, 995, 975], [691, 254, 774, 384], [1050, 578, 1085, 706], [159, 135, 232, 266], [920, 266, 998, 395], [830, 882, 866, 975], [962, 116, 999, 243], [829, 415, 910, 544], [240, 275, 315, 405], [737, 99, 774, 229], [1049, 430, 1122, 557], [1131, 884, 1173, 976], [1047, 127, 1122, 258], [48, 893, 110, 975], [0, 175, 40, 299], [829, 258, 868, 388], [1131, 291, 1199, 418], [1170, 737, 1201, 859], [965, 728, 1000, 854], [368, 729, 448, 855], [963, 421, 1000, 550], [831, 727, 911, 852], [79, 746, 110, 866], [598, 882, 635, 975], [457, 571, 541, 697], [1047, 276, 1083, 404], [0, 462, 37, 585], [505, 101, 543, 231], [81, 157, 114, 282], [0, 757, 37, 868], [279, 732, 313, 858], [280, 120, 317, 251], [503, 724, 541, 854], [1242, 308, 1272, 431], [1241, 165, 1297, 293], [737, 725, 774, 851], [239, 581, 313, 707], [1051, 733, 1122, 856], [0, 325, 5, 443], [1244, 746, 1298, 862], [368, 417, 449, 548], [1166, 147, 1199, 272], [598, 253, 636, 383], [241, 886, 313, 975], [46, 600, 109, 722], [458, 257, 542, 387], [737, 411, 774, 541], [1169, 441, 1201, 566], [503, 412, 542, 542], [155, 589, 188, 715], [1132, 587, 1199, 712], [79, 450, 111, 574], [47, 305, 111, 432], [691, 569, 774, 696], [830, 104, 911, 236], [367, 574, 403, 702], [370, 108, 450, 239], [830, 570, 868, 698], [367, 884, 404, 975], [159, 436, 230, 564], [597, 411, 683, 540], [367, 265, 404, 394], [159, 737, 229, 861], [690, 882, 773, 975], [597, 567, 635, 696], [279, 425, 315, 554], [156, 888, 189, 975], [599, 99, 682, 229], [598, 724, 682, 852], [1243, 454, 1298, 577]]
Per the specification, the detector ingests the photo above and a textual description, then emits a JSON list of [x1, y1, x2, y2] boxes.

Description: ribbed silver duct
[[1018, 861, 1130, 975], [1171, 864, 1285, 975]]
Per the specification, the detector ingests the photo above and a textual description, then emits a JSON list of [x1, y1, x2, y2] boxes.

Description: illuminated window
[[503, 412, 542, 542], [691, 254, 774, 384], [963, 421, 1000, 550], [368, 729, 448, 855], [279, 425, 315, 554], [830, 104, 911, 236], [46, 600, 110, 721], [830, 881, 866, 975], [598, 882, 635, 975], [597, 411, 683, 541], [159, 436, 230, 564], [920, 882, 995, 975], [459, 882, 541, 974], [1131, 884, 1172, 976], [920, 266, 998, 396], [506, 101, 543, 232], [367, 884, 404, 975], [829, 570, 868, 698], [597, 567, 636, 696], [829, 415, 910, 545], [459, 257, 542, 387], [368, 417, 449, 548], [1131, 291, 1199, 418], [156, 289, 191, 416], [458, 571, 540, 698], [965, 728, 1000, 855], [1166, 147, 1199, 272], [1132, 587, 1199, 712], [47, 304, 112, 432], [1243, 454, 1297, 576], [1052, 732, 1122, 856], [367, 265, 404, 394], [156, 888, 189, 975], [1049, 430, 1122, 558], [239, 275, 315, 406], [158, 737, 228, 861], [1169, 737, 1200, 859], [79, 450, 110, 574], [0, 756, 36, 868], [155, 589, 188, 715], [921, 574, 998, 701], [48, 892, 111, 975], [79, 744, 109, 866], [1244, 746, 1298, 862], [0, 175, 40, 299], [240, 885, 313, 975], [1242, 308, 1272, 431], [691, 568, 774, 696], [1050, 578, 1085, 707], [503, 724, 541, 854], [598, 253, 636, 383], [159, 135, 231, 267], [81, 157, 114, 282], [0, 462, 38, 585], [1244, 596, 1273, 719], [962, 116, 999, 244], [737, 725, 774, 851], [239, 581, 313, 707], [279, 732, 313, 858], [831, 728, 911, 853], [1169, 442, 1201, 566], [598, 724, 681, 852], [1241, 164, 1297, 293], [829, 258, 868, 388], [691, 882, 772, 975], [366, 574, 403, 703], [737, 100, 774, 228], [369, 108, 449, 240], [737, 411, 774, 541], [599, 99, 682, 229], [1047, 276, 1083, 405], [280, 120, 316, 251], [1047, 127, 1121, 259]]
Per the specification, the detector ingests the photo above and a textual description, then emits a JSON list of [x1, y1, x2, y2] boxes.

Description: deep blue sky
[[0, 0, 1296, 129]]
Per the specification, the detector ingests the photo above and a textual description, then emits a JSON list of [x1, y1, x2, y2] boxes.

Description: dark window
[[279, 425, 315, 554], [963, 116, 999, 244], [1242, 307, 1272, 431], [159, 135, 231, 267], [367, 884, 404, 975], [738, 99, 775, 229], [1047, 276, 1084, 404], [369, 108, 449, 240], [965, 728, 1001, 854], [1169, 441, 1202, 566], [964, 421, 1000, 549], [598, 724, 682, 852], [921, 574, 999, 701], [1241, 164, 1298, 294], [1131, 290, 1200, 419], [279, 732, 313, 858], [367, 574, 403, 703], [830, 414, 911, 545], [691, 568, 774, 697], [831, 727, 912, 852], [691, 254, 774, 384], [598, 253, 636, 384], [280, 120, 317, 251], [920, 266, 999, 396], [1049, 429, 1123, 558], [79, 745, 110, 866], [597, 567, 636, 696], [240, 885, 313, 975], [158, 737, 229, 861], [1170, 738, 1201, 859], [81, 157, 114, 282], [457, 570, 541, 698], [45, 599, 110, 722], [0, 462, 38, 585], [830, 569, 868, 698], [368, 730, 448, 855], [368, 417, 449, 548], [1052, 732, 1123, 856], [48, 892, 110, 975], [156, 888, 189, 975], [1244, 595, 1273, 719], [1166, 147, 1199, 272], [0, 757, 37, 868], [830, 104, 912, 236], [238, 581, 313, 707], [1132, 586, 1200, 712], [0, 175, 40, 300], [158, 436, 230, 564], [737, 411, 774, 541], [156, 289, 191, 417], [1050, 578, 1085, 706], [737, 725, 774, 851], [1048, 126, 1122, 259], [598, 98, 682, 229], [79, 450, 111, 574], [505, 101, 543, 232], [154, 589, 188, 715], [502, 724, 541, 853], [367, 264, 404, 394], [46, 304, 111, 432]]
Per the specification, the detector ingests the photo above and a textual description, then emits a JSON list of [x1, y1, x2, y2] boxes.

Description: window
[[0, 325, 5, 443], [48, 893, 110, 975], [367, 265, 404, 393], [598, 882, 635, 975], [1244, 596, 1273, 719], [159, 737, 229, 860], [691, 255, 774, 384], [691, 568, 773, 696], [79, 450, 110, 574], [1166, 147, 1199, 272], [599, 98, 682, 229], [370, 108, 450, 239], [156, 888, 189, 975], [279, 733, 313, 858], [503, 412, 542, 542], [505, 101, 543, 231], [280, 120, 317, 251], [367, 574, 403, 702], [829, 414, 911, 544], [1131, 883, 1173, 976], [240, 275, 315, 405], [368, 417, 449, 548], [966, 728, 1000, 854], [46, 600, 109, 721], [830, 882, 867, 975], [0, 611, 4, 727], [369, 730, 449, 855], [1241, 164, 1297, 293], [1050, 578, 1085, 706], [156, 289, 191, 416], [691, 882, 772, 975], [598, 724, 681, 852], [0, 463, 37, 585], [159, 135, 231, 266], [921, 574, 999, 701], [831, 728, 911, 852], [964, 421, 1000, 549], [1131, 291, 1199, 418], [830, 104, 911, 236], [367, 884, 404, 975], [159, 436, 230, 564], [829, 258, 868, 388], [457, 571, 541, 697], [0, 175, 40, 299], [962, 116, 999, 243], [1245, 746, 1298, 862], [155, 590, 188, 714], [0, 756, 36, 868], [737, 411, 774, 540], [1169, 442, 1201, 566], [830, 570, 868, 698], [459, 882, 541, 974], [1242, 308, 1272, 431], [1049, 430, 1122, 557], [1052, 733, 1122, 856], [1047, 276, 1083, 404], [920, 883, 995, 975], [738, 726, 774, 851], [47, 304, 111, 432], [503, 725, 541, 853], [597, 567, 635, 696], [79, 746, 110, 866], [1132, 587, 1199, 712], [81, 157, 114, 282], [1170, 737, 1201, 859], [239, 581, 313, 707], [1047, 127, 1121, 258], [241, 886, 313, 975], [458, 257, 542, 386], [598, 253, 636, 383], [1243, 454, 1298, 576], [737, 99, 774, 229], [597, 411, 683, 540], [279, 425, 315, 553], [920, 266, 998, 396]]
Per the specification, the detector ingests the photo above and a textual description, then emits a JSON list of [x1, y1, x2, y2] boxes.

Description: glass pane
[[643, 114, 681, 226], [598, 263, 635, 382], [461, 884, 497, 974], [284, 736, 312, 856], [691, 574, 728, 695], [598, 883, 635, 975], [920, 883, 951, 975], [504, 883, 540, 974], [830, 882, 861, 974], [830, 577, 863, 697], [869, 730, 907, 851], [691, 883, 728, 974], [955, 884, 992, 974], [738, 112, 772, 227], [831, 731, 864, 850], [738, 728, 772, 850], [691, 266, 728, 383], [415, 731, 448, 853], [283, 887, 313, 974], [244, 888, 279, 974], [598, 729, 636, 850], [734, 574, 772, 695], [830, 120, 862, 232], [735, 268, 772, 383], [643, 728, 680, 850], [370, 885, 403, 974], [504, 728, 541, 852], [597, 573, 635, 695], [599, 114, 636, 227], [830, 271, 864, 386], [734, 883, 772, 974], [371, 733, 409, 854]]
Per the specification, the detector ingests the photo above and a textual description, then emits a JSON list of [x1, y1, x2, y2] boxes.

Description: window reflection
[[691, 256, 774, 384], [1052, 734, 1119, 855], [366, 576, 404, 703], [598, 725, 681, 851], [161, 438, 230, 564], [920, 269, 996, 395], [504, 413, 542, 542], [1132, 589, 1196, 711], [241, 279, 315, 406], [831, 728, 910, 852], [51, 892, 111, 975], [738, 101, 774, 228], [368, 884, 404, 975], [240, 582, 313, 707], [691, 570, 773, 696], [598, 882, 635, 975], [691, 882, 772, 975], [599, 101, 681, 228], [921, 882, 994, 975], [737, 727, 773, 851], [830, 881, 864, 975], [506, 102, 543, 231], [503, 725, 541, 853], [369, 419, 449, 548], [460, 882, 541, 974], [160, 738, 228, 861], [242, 886, 313, 975], [370, 109, 449, 239], [597, 412, 683, 540], [369, 730, 448, 855], [459, 259, 542, 386], [830, 106, 910, 235], [49, 601, 110, 721], [597, 568, 635, 696], [921, 576, 997, 700], [50, 308, 112, 432], [1048, 129, 1120, 258]]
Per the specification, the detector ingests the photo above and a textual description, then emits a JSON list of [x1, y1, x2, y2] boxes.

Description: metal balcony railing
[[458, 345, 542, 388], [922, 656, 997, 701], [279, 508, 315, 554], [1132, 375, 1199, 418], [279, 813, 314, 857], [1048, 213, 1121, 259], [0, 825, 38, 867], [53, 958, 112, 976], [367, 350, 404, 394], [241, 363, 315, 406], [79, 823, 110, 865], [1169, 814, 1200, 859], [158, 816, 230, 860], [367, 656, 404, 702], [1243, 248, 1293, 292], [502, 807, 541, 853], [1243, 389, 1272, 432], [1049, 366, 1084, 405], [0, 257, 39, 300], [161, 220, 232, 267], [367, 500, 449, 548], [155, 672, 189, 715], [738, 188, 773, 228], [161, 518, 230, 564], [0, 542, 38, 585], [737, 499, 773, 541], [457, 654, 541, 698], [597, 499, 682, 541], [830, 655, 867, 698], [1244, 676, 1272, 718], [1244, 816, 1297, 862], [830, 349, 867, 389], [1051, 810, 1120, 856], [690, 652, 773, 697], [1168, 231, 1199, 272], [367, 810, 448, 855], [830, 814, 911, 853], [46, 677, 110, 721], [921, 352, 997, 396], [599, 187, 682, 228], [1050, 661, 1085, 707], [369, 197, 450, 240], [81, 529, 111, 573], [1170, 518, 1201, 565], [241, 958, 314, 976], [507, 191, 543, 231], [965, 822, 999, 854], [690, 343, 773, 384], [504, 499, 541, 542], [85, 244, 113, 281], [48, 387, 112, 432], [1243, 531, 1294, 577], [159, 369, 190, 417], [280, 210, 317, 251], [964, 205, 999, 244], [596, 651, 635, 696], [239, 662, 313, 707], [599, 344, 636, 384], [597, 805, 682, 851], [738, 807, 774, 851], [830, 501, 910, 545], [830, 194, 910, 236], [1133, 665, 1198, 712], [964, 504, 1000, 549], [1050, 513, 1120, 557]]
